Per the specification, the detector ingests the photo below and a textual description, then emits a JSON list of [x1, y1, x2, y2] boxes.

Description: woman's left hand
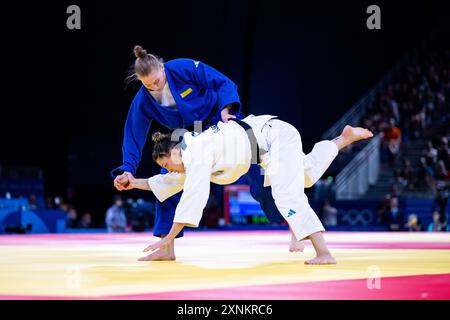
[[221, 106, 236, 123]]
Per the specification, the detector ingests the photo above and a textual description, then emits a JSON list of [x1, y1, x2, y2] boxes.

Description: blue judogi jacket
[[111, 58, 243, 177]]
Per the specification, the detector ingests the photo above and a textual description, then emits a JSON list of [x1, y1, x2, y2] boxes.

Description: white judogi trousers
[[259, 119, 338, 241], [147, 115, 339, 238]]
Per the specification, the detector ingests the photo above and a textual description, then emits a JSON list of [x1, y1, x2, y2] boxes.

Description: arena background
[[2, 0, 450, 301], [2, 1, 449, 228]]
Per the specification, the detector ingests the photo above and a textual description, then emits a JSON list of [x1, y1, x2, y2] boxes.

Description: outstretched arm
[[114, 171, 186, 204], [128, 177, 152, 191]]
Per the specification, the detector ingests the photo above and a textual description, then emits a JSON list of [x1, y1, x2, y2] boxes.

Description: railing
[[334, 134, 381, 200], [322, 57, 407, 200]]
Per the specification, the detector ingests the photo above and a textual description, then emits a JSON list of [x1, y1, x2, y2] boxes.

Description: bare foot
[[289, 239, 305, 252], [138, 250, 176, 261], [342, 125, 373, 144], [304, 253, 337, 265]]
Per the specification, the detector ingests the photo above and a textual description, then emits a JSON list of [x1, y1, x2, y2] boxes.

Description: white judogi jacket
[[147, 115, 338, 228]]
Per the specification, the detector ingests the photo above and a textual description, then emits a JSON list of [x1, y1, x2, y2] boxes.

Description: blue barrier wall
[[226, 187, 450, 231], [0, 198, 66, 234]]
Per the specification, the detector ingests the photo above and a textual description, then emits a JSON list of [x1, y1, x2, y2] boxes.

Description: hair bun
[[134, 45, 148, 59], [152, 132, 164, 143]]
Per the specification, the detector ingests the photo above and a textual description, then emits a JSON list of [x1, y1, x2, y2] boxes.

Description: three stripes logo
[[287, 209, 296, 217]]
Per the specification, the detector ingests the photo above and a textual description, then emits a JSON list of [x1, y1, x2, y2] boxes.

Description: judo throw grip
[[120, 174, 130, 188]]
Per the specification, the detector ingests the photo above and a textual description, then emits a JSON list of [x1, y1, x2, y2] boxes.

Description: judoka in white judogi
[[147, 115, 339, 241]]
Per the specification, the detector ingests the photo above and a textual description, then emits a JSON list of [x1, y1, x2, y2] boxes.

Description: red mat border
[[1, 273, 449, 300]]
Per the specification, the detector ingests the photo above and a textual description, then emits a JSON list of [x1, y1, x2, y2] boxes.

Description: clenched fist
[[113, 171, 133, 191]]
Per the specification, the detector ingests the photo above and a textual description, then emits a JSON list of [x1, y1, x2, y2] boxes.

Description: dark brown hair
[[151, 132, 180, 162], [126, 45, 164, 83]]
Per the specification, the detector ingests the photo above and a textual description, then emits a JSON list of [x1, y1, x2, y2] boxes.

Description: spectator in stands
[[320, 199, 338, 227], [428, 210, 444, 232], [405, 213, 422, 231], [105, 195, 127, 232], [425, 141, 438, 164], [435, 160, 449, 182], [434, 182, 449, 229], [28, 194, 38, 210], [80, 212, 93, 228], [416, 157, 436, 192], [359, 48, 450, 188], [412, 107, 426, 139], [392, 172, 407, 195], [46, 195, 67, 211], [54, 196, 63, 209], [381, 118, 402, 164], [59, 200, 70, 213], [385, 196, 404, 231], [398, 159, 416, 191], [66, 207, 79, 229]]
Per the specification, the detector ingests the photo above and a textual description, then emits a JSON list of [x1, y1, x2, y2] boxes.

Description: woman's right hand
[[221, 105, 237, 123], [114, 171, 134, 191]]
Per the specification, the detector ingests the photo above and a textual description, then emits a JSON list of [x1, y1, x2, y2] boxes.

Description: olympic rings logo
[[339, 209, 374, 226]]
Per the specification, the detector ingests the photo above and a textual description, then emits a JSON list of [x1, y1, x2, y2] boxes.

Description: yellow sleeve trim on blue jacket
[[180, 88, 193, 98]]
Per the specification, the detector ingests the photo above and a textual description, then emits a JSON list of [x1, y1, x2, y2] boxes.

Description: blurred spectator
[[428, 210, 445, 231], [416, 157, 436, 192], [28, 194, 38, 210], [434, 183, 449, 228], [392, 173, 407, 195], [66, 207, 79, 229], [105, 195, 127, 232], [405, 213, 422, 231], [80, 212, 93, 228], [397, 159, 416, 191], [435, 160, 449, 182], [321, 199, 338, 227], [385, 197, 404, 231], [54, 196, 63, 208], [381, 118, 401, 164], [357, 47, 450, 204], [46, 195, 65, 210], [410, 107, 426, 140], [425, 141, 438, 164]]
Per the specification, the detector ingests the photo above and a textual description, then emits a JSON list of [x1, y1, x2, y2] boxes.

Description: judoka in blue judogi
[[111, 48, 282, 251]]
